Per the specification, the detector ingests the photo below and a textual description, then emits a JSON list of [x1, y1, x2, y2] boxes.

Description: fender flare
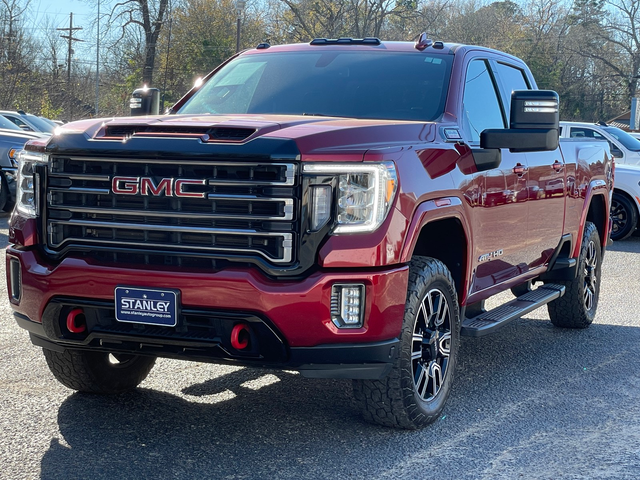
[[400, 197, 472, 303], [575, 179, 609, 258]]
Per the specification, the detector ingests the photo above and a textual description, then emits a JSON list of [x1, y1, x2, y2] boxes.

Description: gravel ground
[[1, 213, 639, 480]]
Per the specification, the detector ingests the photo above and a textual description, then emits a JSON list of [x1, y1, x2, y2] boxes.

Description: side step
[[461, 284, 565, 337]]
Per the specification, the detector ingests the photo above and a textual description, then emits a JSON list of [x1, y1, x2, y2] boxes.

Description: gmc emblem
[[111, 177, 207, 198]]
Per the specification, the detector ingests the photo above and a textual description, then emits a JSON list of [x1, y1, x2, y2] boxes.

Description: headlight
[[7, 146, 22, 168], [303, 162, 398, 234], [16, 150, 47, 218]]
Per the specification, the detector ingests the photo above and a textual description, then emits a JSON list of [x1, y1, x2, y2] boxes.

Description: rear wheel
[[43, 348, 156, 394], [547, 221, 601, 328], [353, 257, 460, 429], [610, 192, 637, 241]]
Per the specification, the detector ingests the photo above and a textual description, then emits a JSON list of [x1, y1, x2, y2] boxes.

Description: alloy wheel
[[411, 288, 452, 401], [583, 240, 598, 311], [610, 198, 628, 236]]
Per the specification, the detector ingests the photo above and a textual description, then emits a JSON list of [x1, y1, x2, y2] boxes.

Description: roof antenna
[[414, 32, 432, 51]]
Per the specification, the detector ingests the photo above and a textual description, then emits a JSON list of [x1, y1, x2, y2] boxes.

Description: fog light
[[9, 257, 21, 302], [331, 284, 365, 328]]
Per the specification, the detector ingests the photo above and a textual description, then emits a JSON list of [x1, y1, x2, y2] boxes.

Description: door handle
[[552, 160, 563, 172], [513, 164, 527, 176]]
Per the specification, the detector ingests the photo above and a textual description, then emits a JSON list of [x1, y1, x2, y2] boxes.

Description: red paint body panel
[[7, 248, 408, 348]]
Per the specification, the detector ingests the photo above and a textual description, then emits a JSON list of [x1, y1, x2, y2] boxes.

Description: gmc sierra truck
[[7, 36, 612, 429]]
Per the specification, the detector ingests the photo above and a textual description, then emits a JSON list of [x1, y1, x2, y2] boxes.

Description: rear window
[[179, 51, 453, 122], [24, 114, 55, 133]]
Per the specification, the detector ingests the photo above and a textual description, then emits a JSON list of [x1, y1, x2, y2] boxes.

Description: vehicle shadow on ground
[[40, 319, 640, 480], [607, 235, 640, 253]]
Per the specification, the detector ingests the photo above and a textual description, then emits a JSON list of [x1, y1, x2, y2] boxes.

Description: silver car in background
[[0, 115, 45, 211]]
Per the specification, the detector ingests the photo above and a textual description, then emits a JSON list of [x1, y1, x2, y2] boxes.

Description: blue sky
[[31, 0, 95, 25], [29, 1, 100, 62]]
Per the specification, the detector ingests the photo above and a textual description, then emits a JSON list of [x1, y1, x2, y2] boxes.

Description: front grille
[[45, 156, 298, 264]]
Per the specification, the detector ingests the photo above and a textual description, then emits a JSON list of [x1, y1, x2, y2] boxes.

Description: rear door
[[460, 57, 529, 294]]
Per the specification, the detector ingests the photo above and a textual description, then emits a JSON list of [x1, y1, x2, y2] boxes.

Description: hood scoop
[[99, 125, 256, 142]]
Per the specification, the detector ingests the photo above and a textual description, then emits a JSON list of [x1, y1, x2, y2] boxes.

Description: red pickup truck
[[7, 36, 612, 429]]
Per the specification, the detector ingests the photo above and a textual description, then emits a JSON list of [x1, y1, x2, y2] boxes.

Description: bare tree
[[108, 0, 170, 86], [0, 0, 35, 109]]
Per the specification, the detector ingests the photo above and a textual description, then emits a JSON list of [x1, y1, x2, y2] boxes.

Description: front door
[[460, 58, 529, 294]]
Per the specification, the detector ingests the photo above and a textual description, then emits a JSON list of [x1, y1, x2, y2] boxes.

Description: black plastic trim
[[540, 234, 578, 281], [310, 37, 381, 46], [17, 310, 398, 379]]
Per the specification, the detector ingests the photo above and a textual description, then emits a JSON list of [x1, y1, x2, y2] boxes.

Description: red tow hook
[[230, 323, 251, 350], [66, 308, 87, 333]]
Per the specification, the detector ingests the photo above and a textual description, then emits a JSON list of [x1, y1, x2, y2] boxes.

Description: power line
[[57, 12, 84, 120]]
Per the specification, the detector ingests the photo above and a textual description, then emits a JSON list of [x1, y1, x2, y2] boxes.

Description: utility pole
[[57, 13, 84, 121], [95, 0, 100, 116]]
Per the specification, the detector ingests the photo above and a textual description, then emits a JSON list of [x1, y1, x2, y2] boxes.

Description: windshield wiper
[[302, 113, 348, 118]]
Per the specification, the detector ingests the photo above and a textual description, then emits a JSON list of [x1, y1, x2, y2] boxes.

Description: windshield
[[178, 51, 453, 121], [0, 115, 22, 131], [603, 126, 640, 151], [24, 114, 55, 133]]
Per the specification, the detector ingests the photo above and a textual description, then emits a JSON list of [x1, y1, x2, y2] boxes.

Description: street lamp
[[235, 0, 246, 53]]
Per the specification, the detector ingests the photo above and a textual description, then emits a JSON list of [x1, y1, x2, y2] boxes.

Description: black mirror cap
[[481, 128, 559, 152], [510, 90, 559, 130], [130, 87, 161, 116]]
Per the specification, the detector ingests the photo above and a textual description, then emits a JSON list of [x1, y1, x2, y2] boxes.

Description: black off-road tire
[[547, 221, 601, 328], [43, 348, 156, 394], [610, 191, 637, 241], [353, 256, 461, 429]]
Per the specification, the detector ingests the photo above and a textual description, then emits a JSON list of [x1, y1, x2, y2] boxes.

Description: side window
[[462, 59, 505, 143], [569, 127, 605, 140], [570, 127, 620, 155], [495, 63, 530, 113], [6, 115, 30, 131]]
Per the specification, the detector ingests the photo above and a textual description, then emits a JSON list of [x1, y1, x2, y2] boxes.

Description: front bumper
[[7, 248, 408, 379]]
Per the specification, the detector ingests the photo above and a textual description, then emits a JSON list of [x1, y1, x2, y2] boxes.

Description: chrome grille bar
[[46, 156, 298, 264]]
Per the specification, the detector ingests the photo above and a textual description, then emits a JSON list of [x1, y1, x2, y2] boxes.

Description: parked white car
[[559, 121, 640, 166], [611, 164, 640, 240]]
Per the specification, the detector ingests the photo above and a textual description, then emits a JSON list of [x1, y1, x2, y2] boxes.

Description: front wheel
[[353, 256, 460, 429], [547, 221, 601, 328], [43, 349, 156, 394]]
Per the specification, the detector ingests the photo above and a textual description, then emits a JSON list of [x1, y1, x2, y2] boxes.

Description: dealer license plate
[[115, 287, 178, 327]]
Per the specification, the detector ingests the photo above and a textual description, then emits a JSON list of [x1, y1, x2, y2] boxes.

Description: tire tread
[[547, 222, 601, 329], [353, 257, 460, 429], [43, 349, 156, 394]]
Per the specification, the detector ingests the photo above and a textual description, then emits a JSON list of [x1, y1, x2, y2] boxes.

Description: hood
[[52, 114, 436, 157], [0, 128, 46, 142]]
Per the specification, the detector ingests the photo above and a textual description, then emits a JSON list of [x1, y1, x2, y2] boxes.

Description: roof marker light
[[415, 32, 433, 50]]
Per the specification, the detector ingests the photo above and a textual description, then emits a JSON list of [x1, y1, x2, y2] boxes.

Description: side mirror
[[609, 143, 623, 158], [130, 87, 161, 116], [480, 90, 559, 152]]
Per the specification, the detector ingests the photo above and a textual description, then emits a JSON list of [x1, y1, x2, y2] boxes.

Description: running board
[[461, 284, 565, 337]]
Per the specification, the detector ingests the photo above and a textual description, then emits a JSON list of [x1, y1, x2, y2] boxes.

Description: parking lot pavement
[[1, 212, 639, 480]]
